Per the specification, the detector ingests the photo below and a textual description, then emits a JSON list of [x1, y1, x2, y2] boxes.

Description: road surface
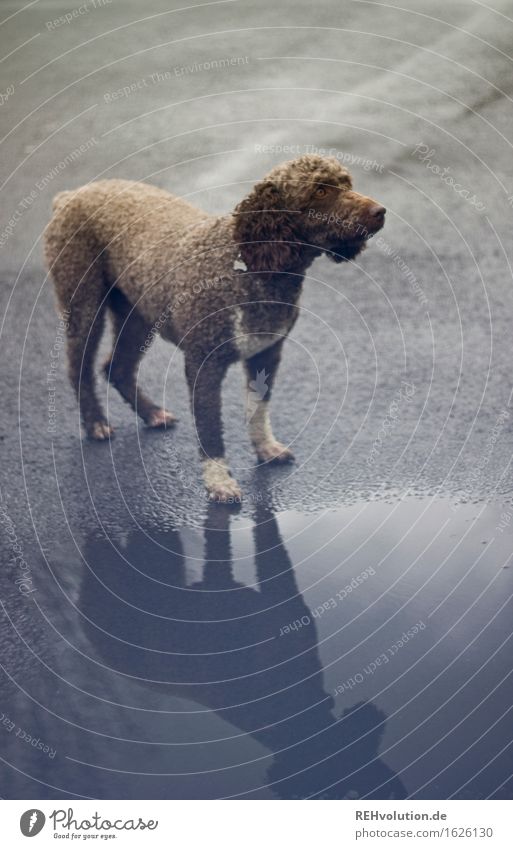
[[1, 0, 512, 799]]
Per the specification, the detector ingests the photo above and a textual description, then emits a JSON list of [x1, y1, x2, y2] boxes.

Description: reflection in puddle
[[76, 496, 512, 799], [81, 503, 404, 799], [3, 495, 512, 799]]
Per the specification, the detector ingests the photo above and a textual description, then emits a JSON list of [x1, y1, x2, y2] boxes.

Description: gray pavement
[[1, 0, 513, 800]]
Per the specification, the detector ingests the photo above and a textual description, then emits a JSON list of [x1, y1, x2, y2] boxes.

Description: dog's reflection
[[81, 501, 405, 799]]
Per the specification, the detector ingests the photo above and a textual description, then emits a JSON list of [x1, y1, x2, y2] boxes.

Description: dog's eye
[[315, 187, 327, 198]]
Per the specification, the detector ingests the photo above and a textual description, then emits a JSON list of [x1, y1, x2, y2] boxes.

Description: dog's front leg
[[185, 356, 242, 503], [245, 341, 295, 464]]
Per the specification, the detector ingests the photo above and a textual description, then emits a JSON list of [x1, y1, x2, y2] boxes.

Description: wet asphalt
[[1, 0, 513, 799]]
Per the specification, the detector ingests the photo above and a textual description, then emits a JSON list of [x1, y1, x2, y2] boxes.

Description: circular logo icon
[[20, 810, 46, 837]]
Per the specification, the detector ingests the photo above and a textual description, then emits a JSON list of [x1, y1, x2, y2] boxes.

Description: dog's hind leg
[[66, 295, 113, 440], [50, 260, 111, 438], [244, 341, 294, 464], [104, 287, 177, 428], [45, 193, 113, 440]]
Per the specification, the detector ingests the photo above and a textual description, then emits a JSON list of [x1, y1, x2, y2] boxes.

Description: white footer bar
[[1, 800, 510, 848]]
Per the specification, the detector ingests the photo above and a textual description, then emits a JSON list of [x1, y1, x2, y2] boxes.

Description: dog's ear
[[233, 180, 303, 274]]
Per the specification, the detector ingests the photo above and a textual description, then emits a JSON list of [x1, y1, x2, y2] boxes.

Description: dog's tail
[[44, 187, 104, 323]]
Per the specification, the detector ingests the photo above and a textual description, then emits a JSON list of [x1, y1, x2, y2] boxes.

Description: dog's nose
[[370, 204, 386, 218]]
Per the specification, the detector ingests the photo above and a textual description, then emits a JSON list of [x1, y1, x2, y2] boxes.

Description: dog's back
[[45, 180, 207, 279], [44, 179, 214, 323]]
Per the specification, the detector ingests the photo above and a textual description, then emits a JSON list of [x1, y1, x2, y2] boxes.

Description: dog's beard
[[325, 239, 367, 263]]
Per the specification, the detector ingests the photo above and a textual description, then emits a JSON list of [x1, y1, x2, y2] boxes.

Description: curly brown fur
[[44, 154, 385, 502]]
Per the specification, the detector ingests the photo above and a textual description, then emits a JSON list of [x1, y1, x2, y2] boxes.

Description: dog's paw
[[145, 408, 178, 429], [256, 441, 295, 464], [87, 421, 114, 441], [203, 458, 242, 504], [208, 479, 242, 504]]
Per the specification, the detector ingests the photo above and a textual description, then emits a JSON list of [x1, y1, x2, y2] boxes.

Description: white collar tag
[[233, 254, 247, 272]]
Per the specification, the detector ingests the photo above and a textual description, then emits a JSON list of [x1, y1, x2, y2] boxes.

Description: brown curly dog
[[44, 154, 385, 502]]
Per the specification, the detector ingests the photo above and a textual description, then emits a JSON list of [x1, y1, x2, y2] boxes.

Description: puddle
[[2, 496, 513, 799]]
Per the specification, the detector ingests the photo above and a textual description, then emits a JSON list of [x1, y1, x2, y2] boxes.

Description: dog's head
[[233, 154, 385, 275]]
